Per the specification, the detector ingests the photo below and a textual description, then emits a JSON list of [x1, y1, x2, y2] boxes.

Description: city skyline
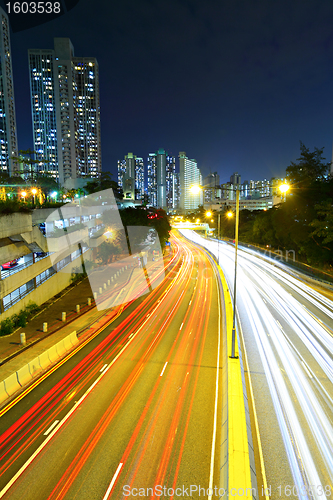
[[2, 0, 333, 184], [28, 37, 101, 185]]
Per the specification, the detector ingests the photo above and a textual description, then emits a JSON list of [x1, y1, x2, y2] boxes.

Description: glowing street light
[[205, 211, 212, 218], [51, 191, 57, 200], [189, 185, 201, 195], [31, 188, 37, 205], [227, 211, 233, 218], [279, 183, 290, 194], [21, 191, 27, 202]]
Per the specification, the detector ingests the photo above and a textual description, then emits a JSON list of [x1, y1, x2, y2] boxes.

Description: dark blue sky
[[5, 0, 333, 183]]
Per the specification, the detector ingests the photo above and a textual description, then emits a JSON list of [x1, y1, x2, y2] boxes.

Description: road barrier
[[0, 331, 78, 406]]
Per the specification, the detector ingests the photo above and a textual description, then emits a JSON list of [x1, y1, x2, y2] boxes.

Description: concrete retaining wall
[[0, 213, 32, 239], [0, 331, 78, 404]]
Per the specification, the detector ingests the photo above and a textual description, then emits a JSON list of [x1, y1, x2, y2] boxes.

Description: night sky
[[4, 0, 333, 183]]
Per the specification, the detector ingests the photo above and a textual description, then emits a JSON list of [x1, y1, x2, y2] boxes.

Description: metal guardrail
[[0, 253, 49, 279]]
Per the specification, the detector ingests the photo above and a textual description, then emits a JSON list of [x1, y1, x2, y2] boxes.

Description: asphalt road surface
[[181, 229, 333, 500], [0, 233, 222, 499]]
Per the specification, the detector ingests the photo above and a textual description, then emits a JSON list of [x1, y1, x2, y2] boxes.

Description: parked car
[[35, 251, 47, 258], [1, 260, 18, 270]]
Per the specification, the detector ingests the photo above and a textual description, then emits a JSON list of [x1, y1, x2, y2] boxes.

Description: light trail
[[181, 228, 333, 496]]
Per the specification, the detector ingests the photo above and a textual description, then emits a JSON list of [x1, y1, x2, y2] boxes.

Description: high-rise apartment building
[[147, 152, 157, 206], [156, 148, 166, 208], [28, 38, 101, 185], [203, 172, 220, 203], [135, 157, 144, 200], [146, 149, 176, 208], [0, 7, 18, 175], [165, 154, 176, 209], [179, 151, 202, 211], [117, 158, 126, 189], [117, 153, 144, 200]]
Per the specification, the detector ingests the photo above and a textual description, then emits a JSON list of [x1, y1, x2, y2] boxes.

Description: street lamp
[[21, 191, 27, 203], [279, 182, 290, 194], [189, 185, 201, 195], [279, 182, 290, 202], [231, 187, 240, 358], [31, 188, 37, 205]]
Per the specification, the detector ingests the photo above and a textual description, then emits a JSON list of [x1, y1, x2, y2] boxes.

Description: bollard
[[76, 304, 80, 313], [62, 312, 66, 322], [20, 332, 26, 346], [111, 277, 114, 282], [103, 283, 107, 290], [88, 298, 92, 306], [43, 322, 47, 333], [99, 287, 102, 294], [93, 292, 97, 300], [107, 279, 110, 286]]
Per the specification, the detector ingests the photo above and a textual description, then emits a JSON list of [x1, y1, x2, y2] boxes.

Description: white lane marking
[[100, 364, 108, 372], [160, 362, 168, 377], [179, 322, 183, 330], [189, 300, 192, 305], [102, 463, 123, 500], [302, 361, 313, 379], [0, 320, 140, 499], [43, 420, 60, 436], [129, 333, 134, 339]]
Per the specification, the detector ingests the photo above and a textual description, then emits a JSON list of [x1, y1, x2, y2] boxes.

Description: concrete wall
[[0, 213, 32, 239], [0, 254, 83, 320], [0, 256, 53, 296], [0, 240, 31, 265]]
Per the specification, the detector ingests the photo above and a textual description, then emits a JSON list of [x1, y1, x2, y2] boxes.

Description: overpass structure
[[171, 222, 211, 233]]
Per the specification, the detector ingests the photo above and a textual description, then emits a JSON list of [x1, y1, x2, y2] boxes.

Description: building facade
[[147, 152, 157, 206], [179, 151, 202, 211], [28, 38, 101, 185], [165, 154, 176, 209], [0, 7, 18, 175], [118, 153, 144, 201]]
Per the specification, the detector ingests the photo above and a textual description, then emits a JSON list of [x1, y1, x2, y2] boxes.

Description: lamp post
[[231, 186, 240, 358], [31, 188, 37, 205], [279, 182, 290, 201]]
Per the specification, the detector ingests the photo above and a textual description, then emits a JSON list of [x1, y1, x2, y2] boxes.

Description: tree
[[10, 149, 51, 182], [83, 171, 123, 199], [310, 200, 333, 245], [286, 142, 330, 186]]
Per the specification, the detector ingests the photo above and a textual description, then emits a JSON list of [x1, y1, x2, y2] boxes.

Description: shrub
[[0, 200, 32, 214], [0, 301, 40, 336], [0, 318, 13, 336]]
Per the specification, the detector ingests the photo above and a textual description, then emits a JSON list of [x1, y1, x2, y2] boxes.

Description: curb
[[218, 266, 257, 498]]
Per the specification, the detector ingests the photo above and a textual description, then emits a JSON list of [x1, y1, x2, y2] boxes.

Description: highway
[[181, 229, 333, 500], [0, 233, 222, 499]]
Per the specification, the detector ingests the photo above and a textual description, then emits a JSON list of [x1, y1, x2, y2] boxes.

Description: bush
[[0, 200, 32, 214], [0, 318, 13, 336], [0, 301, 40, 336], [70, 272, 86, 284], [24, 301, 40, 315], [14, 310, 29, 328]]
